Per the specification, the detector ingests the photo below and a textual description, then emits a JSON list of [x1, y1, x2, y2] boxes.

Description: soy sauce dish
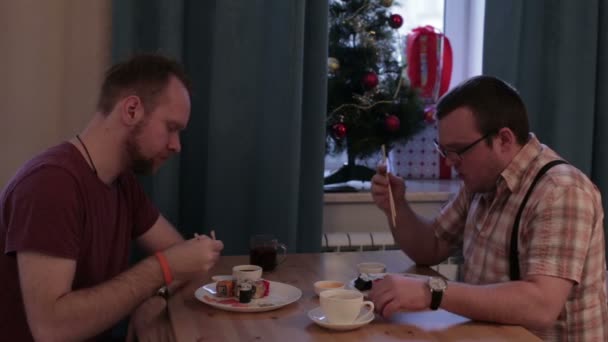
[[313, 280, 345, 295]]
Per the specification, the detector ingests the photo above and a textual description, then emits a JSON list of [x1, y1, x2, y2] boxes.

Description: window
[[444, 0, 485, 89], [393, 0, 444, 35], [324, 0, 485, 175]]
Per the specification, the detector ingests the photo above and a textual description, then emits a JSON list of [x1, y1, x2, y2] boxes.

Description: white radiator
[[322, 232, 396, 252]]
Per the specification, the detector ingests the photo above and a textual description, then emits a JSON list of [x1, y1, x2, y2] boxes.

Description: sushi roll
[[216, 279, 235, 297], [238, 281, 254, 303], [354, 273, 385, 291], [354, 275, 372, 291], [252, 279, 270, 299]]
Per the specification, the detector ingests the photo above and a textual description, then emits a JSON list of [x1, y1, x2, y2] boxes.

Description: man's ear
[[496, 127, 516, 152], [120, 96, 145, 126]]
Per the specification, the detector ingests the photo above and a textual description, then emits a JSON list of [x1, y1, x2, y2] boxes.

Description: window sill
[[324, 179, 461, 204]]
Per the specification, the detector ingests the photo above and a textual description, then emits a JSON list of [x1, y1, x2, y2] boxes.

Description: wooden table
[[168, 251, 541, 341]]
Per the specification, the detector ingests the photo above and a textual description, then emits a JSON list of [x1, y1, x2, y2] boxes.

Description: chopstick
[[381, 145, 397, 227]]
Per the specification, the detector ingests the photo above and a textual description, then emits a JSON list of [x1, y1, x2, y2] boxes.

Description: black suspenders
[[509, 160, 568, 280]]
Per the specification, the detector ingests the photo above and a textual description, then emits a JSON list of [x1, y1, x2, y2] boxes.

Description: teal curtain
[[483, 0, 608, 259], [112, 0, 328, 254]]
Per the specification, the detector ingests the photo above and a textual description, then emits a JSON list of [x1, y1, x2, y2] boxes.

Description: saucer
[[307, 306, 374, 331]]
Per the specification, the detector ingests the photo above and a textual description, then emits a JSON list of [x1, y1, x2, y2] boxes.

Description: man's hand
[[368, 274, 431, 318], [371, 163, 406, 214], [163, 235, 224, 280]]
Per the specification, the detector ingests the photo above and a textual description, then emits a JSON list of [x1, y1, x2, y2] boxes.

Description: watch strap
[[430, 288, 443, 310]]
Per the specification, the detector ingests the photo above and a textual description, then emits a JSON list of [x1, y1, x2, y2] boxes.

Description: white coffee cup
[[319, 289, 374, 324], [232, 264, 263, 284], [357, 262, 386, 274]]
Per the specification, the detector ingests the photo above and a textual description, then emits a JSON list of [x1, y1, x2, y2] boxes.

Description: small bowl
[[357, 262, 386, 274], [232, 264, 263, 282], [314, 280, 345, 296]]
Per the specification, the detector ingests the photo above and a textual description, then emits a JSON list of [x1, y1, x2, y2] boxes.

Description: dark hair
[[96, 53, 191, 115], [436, 75, 530, 145]]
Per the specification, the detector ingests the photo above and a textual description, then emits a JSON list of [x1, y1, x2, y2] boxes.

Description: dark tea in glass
[[250, 246, 277, 271], [249, 234, 287, 271]]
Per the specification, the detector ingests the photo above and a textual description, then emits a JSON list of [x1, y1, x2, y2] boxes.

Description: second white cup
[[232, 264, 263, 284], [357, 262, 386, 274], [319, 289, 374, 324]]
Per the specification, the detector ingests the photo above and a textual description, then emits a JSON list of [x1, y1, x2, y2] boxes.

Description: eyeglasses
[[433, 133, 492, 162]]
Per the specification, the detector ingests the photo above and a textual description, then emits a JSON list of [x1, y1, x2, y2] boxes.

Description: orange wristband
[[155, 252, 173, 285]]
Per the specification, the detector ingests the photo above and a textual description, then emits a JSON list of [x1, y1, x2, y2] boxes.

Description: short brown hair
[[436, 75, 530, 145], [96, 53, 191, 114]]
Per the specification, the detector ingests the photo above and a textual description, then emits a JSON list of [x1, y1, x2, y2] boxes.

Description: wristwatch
[[427, 277, 448, 310]]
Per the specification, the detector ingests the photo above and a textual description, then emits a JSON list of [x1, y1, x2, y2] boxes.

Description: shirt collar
[[499, 133, 542, 193]]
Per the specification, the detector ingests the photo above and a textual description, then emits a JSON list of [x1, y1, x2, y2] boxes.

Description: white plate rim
[[195, 280, 302, 313], [307, 306, 374, 331]]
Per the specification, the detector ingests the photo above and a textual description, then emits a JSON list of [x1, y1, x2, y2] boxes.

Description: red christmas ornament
[[362, 72, 379, 89], [331, 123, 347, 139], [385, 115, 400, 132], [388, 14, 403, 29], [424, 105, 436, 123]]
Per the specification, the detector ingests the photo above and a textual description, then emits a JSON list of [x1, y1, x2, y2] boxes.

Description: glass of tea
[[249, 234, 287, 271]]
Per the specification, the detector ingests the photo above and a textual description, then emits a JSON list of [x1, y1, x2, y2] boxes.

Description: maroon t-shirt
[[0, 142, 160, 341]]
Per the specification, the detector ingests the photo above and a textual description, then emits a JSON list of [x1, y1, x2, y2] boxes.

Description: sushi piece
[[354, 275, 372, 291], [238, 282, 254, 303], [216, 279, 235, 297], [252, 279, 270, 299], [354, 273, 385, 291]]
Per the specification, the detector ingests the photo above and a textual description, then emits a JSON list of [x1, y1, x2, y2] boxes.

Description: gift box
[[388, 123, 455, 179]]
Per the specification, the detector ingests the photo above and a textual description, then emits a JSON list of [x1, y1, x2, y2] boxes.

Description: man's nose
[[444, 157, 457, 168], [169, 134, 181, 153]]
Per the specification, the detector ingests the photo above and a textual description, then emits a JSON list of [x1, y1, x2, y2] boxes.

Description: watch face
[[429, 277, 447, 291]]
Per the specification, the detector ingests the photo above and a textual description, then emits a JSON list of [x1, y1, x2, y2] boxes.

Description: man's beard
[[131, 153, 154, 175], [126, 125, 155, 175]]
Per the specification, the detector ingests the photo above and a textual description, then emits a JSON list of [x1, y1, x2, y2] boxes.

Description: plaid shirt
[[433, 134, 607, 341]]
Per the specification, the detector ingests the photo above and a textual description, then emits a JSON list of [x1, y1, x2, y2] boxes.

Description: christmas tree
[[325, 0, 424, 184]]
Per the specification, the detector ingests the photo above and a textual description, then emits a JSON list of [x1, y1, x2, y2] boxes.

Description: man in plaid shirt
[[370, 75, 607, 341]]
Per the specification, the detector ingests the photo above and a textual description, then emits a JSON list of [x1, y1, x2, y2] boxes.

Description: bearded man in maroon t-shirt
[[0, 54, 224, 341]]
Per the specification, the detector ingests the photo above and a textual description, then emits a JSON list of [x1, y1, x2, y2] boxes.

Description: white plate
[[195, 280, 302, 313], [308, 306, 375, 331]]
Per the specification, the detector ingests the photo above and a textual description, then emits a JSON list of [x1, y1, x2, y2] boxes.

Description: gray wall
[[0, 1, 110, 187]]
